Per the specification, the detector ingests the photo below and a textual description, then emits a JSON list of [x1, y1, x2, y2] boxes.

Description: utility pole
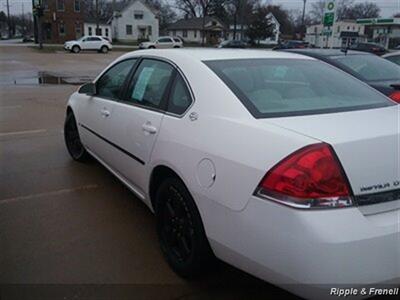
[[301, 0, 307, 38], [95, 0, 100, 35], [301, 0, 306, 26], [22, 2, 25, 35], [6, 0, 11, 38], [33, 0, 43, 49]]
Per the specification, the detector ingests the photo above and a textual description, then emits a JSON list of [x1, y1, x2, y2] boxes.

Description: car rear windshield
[[332, 54, 400, 82], [205, 59, 393, 118]]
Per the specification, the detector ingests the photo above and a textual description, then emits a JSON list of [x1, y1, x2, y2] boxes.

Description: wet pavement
[[0, 46, 300, 300]]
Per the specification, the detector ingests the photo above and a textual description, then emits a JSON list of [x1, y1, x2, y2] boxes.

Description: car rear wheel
[[64, 112, 90, 162], [155, 177, 214, 278], [100, 46, 109, 53], [173, 46, 180, 48], [72, 45, 80, 53], [149, 46, 155, 49]]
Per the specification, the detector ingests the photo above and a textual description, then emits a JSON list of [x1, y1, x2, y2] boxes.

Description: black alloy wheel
[[155, 177, 214, 278], [64, 112, 90, 162]]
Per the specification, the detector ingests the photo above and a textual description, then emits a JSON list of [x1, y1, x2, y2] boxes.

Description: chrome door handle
[[142, 122, 157, 134], [101, 109, 110, 117]]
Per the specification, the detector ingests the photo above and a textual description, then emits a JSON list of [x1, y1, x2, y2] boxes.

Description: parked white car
[[139, 36, 183, 49], [64, 35, 112, 54], [64, 49, 400, 299]]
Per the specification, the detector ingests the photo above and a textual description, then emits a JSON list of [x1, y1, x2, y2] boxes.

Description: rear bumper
[[202, 196, 400, 298]]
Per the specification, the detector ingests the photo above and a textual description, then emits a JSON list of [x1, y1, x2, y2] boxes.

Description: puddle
[[0, 71, 94, 86]]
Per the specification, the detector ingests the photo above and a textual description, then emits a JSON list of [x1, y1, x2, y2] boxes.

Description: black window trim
[[165, 72, 193, 117], [119, 56, 195, 118], [204, 58, 393, 119], [94, 58, 140, 102], [119, 57, 176, 114], [92, 55, 194, 118]]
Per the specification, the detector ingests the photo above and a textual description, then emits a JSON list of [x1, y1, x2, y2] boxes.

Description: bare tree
[[246, 4, 272, 45], [174, 0, 200, 17], [309, 0, 354, 23], [342, 2, 380, 20], [226, 0, 256, 40]]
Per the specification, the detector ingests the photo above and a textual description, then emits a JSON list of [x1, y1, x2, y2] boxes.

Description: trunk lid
[[264, 106, 400, 202]]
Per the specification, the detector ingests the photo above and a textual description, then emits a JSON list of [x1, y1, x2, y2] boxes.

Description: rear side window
[[96, 59, 136, 100], [205, 58, 393, 118], [126, 59, 174, 109], [173, 38, 181, 43], [333, 54, 400, 81], [167, 74, 192, 115]]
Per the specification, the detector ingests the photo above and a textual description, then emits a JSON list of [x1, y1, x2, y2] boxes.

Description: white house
[[84, 21, 112, 40], [261, 13, 281, 44], [306, 20, 365, 48], [167, 17, 227, 44], [111, 0, 159, 42]]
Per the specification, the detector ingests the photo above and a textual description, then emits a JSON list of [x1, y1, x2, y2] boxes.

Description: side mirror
[[78, 82, 96, 96]]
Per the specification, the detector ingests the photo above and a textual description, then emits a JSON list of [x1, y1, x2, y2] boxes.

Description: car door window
[[96, 59, 137, 100], [158, 38, 172, 43], [167, 74, 192, 115], [126, 59, 174, 109]]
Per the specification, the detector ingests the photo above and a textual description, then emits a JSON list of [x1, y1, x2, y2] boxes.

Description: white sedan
[[64, 49, 400, 299], [64, 35, 112, 53]]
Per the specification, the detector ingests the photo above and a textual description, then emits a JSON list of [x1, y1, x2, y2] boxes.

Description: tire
[[64, 112, 91, 162], [173, 45, 180, 48], [72, 45, 80, 53], [155, 177, 214, 278], [100, 46, 109, 53], [149, 46, 155, 49]]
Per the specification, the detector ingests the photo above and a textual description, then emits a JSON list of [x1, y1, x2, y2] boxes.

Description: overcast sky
[[1, 0, 399, 18]]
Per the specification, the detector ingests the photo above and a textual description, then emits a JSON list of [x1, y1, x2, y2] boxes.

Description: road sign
[[323, 1, 336, 27]]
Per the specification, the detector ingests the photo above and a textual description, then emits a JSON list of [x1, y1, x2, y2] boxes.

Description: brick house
[[40, 0, 84, 43]]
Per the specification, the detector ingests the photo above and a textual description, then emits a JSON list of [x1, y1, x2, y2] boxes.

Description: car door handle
[[142, 122, 157, 134], [101, 108, 110, 117]]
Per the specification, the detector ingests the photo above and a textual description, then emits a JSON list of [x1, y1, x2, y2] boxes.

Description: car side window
[[167, 74, 192, 115], [96, 59, 137, 100], [126, 59, 174, 109], [158, 38, 171, 43]]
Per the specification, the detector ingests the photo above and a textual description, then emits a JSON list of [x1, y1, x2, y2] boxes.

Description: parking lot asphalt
[[0, 46, 301, 300]]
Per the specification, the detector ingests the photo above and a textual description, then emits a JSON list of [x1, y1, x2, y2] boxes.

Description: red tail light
[[389, 91, 400, 103], [256, 143, 353, 209]]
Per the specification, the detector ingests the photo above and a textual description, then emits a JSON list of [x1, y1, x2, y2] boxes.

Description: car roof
[[383, 51, 400, 58], [119, 49, 315, 62], [282, 48, 371, 58]]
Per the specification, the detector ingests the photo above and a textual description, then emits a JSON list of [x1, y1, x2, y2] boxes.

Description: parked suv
[[64, 36, 112, 54], [139, 36, 183, 49]]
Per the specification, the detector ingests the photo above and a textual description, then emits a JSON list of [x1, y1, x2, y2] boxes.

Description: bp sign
[[323, 1, 336, 27]]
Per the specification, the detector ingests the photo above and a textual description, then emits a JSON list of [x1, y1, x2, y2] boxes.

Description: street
[[0, 46, 297, 300]]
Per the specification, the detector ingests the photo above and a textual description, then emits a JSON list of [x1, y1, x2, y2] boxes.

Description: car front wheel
[[64, 112, 90, 162], [155, 177, 214, 278], [100, 46, 109, 53], [71, 45, 80, 53]]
